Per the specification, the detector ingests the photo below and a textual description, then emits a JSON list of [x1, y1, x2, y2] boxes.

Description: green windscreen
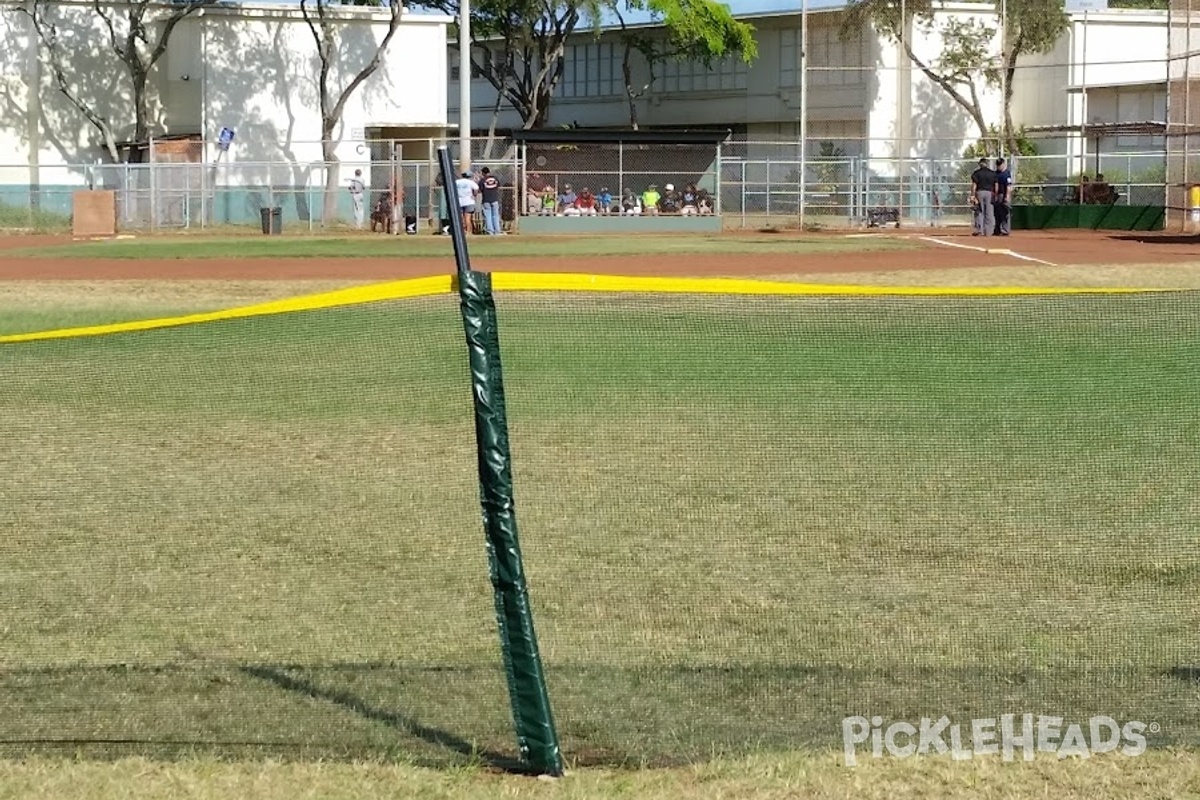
[[495, 291, 1200, 765], [2, 287, 1199, 767], [0, 298, 520, 766]]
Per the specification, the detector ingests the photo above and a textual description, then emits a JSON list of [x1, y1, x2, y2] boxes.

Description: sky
[[407, 0, 852, 25], [603, 0, 847, 26]]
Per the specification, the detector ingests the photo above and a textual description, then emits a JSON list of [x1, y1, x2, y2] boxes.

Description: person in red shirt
[[575, 187, 598, 217]]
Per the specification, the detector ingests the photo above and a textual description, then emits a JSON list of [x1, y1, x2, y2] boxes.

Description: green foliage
[[0, 202, 71, 233], [425, 0, 608, 128], [808, 141, 850, 215], [917, 15, 996, 87], [1097, 163, 1167, 185], [961, 125, 1039, 159], [621, 0, 758, 67], [959, 127, 1049, 205]]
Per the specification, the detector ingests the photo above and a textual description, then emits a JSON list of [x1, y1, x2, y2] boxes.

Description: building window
[[778, 22, 867, 90], [780, 29, 797, 88], [561, 42, 619, 98], [659, 50, 748, 93]]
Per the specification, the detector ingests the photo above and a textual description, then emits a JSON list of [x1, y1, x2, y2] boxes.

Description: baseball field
[[1, 229, 1199, 799]]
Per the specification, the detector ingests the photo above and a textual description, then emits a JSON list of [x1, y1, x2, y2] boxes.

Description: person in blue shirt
[[994, 158, 1013, 236], [558, 184, 578, 214], [596, 187, 615, 215]]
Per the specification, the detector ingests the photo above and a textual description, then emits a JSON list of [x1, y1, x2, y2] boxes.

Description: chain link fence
[[519, 141, 719, 218], [1167, 0, 1200, 230], [0, 134, 1172, 233]]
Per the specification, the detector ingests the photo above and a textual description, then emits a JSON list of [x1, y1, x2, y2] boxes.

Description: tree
[[613, 0, 757, 129], [300, 0, 403, 223], [842, 0, 1067, 156], [21, 0, 219, 163], [426, 0, 605, 130]]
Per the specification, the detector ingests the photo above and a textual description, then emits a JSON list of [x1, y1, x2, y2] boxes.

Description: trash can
[[259, 206, 282, 235]]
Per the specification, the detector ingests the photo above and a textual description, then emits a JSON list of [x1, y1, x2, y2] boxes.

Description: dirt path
[[0, 229, 1197, 281]]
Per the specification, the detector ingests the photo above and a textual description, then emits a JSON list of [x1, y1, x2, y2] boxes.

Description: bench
[[867, 208, 901, 228]]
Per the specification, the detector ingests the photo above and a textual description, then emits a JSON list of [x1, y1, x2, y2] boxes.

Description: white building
[[0, 1, 451, 224], [449, 2, 1172, 169], [1013, 8, 1168, 174]]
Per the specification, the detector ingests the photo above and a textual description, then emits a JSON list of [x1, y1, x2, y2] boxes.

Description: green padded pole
[[437, 147, 564, 776]]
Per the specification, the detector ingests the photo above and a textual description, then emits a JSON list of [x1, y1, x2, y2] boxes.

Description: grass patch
[[0, 201, 71, 233], [1, 750, 1198, 799], [0, 291, 1198, 788], [4, 234, 921, 260], [0, 280, 363, 336]]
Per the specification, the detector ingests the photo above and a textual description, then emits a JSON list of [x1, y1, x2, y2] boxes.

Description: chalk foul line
[[918, 235, 1058, 266]]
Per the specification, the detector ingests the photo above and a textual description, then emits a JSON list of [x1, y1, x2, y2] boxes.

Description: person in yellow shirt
[[641, 184, 661, 216]]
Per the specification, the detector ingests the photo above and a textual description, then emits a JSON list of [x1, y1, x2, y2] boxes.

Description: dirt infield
[[0, 229, 1198, 280]]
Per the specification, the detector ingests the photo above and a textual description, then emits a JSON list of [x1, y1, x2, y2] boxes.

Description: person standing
[[454, 171, 479, 234], [993, 157, 1013, 236], [479, 167, 503, 235], [970, 158, 997, 237], [348, 169, 366, 229]]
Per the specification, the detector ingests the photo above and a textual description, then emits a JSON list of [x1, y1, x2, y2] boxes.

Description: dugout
[[514, 129, 729, 234]]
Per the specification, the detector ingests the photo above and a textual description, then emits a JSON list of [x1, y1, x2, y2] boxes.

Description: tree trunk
[[130, 71, 150, 163], [483, 72, 505, 160], [321, 133, 339, 226], [101, 128, 121, 164], [530, 84, 555, 129], [1003, 74, 1018, 155], [622, 47, 639, 130]]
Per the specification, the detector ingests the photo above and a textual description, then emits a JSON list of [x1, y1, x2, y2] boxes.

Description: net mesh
[[1, 286, 1199, 765], [0, 298, 517, 765], [1168, 0, 1200, 228], [499, 291, 1200, 764]]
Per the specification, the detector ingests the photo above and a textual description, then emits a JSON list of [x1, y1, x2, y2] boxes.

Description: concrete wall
[[1012, 10, 1168, 166]]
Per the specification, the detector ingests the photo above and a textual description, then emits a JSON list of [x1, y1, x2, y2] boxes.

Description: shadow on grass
[[240, 664, 530, 773], [0, 661, 1198, 766]]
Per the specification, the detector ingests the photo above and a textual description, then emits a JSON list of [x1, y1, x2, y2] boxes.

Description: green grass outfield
[[5, 233, 919, 260], [1, 285, 1198, 797]]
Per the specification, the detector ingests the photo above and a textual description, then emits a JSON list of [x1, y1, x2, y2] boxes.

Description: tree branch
[[329, 0, 402, 123], [20, 2, 120, 160], [902, 39, 988, 139]]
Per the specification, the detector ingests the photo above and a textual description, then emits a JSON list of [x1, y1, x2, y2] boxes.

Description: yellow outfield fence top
[[0, 272, 1187, 345]]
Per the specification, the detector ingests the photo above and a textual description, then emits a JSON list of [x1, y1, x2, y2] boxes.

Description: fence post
[[864, 160, 871, 227], [512, 141, 521, 233], [1126, 152, 1132, 206], [200, 138, 207, 231], [617, 141, 626, 202], [437, 146, 563, 777], [714, 141, 722, 219], [734, 159, 744, 227], [149, 142, 157, 232], [765, 156, 771, 218]]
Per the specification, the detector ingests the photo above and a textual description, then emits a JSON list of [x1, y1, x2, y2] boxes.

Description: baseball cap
[[665, 183, 674, 191]]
